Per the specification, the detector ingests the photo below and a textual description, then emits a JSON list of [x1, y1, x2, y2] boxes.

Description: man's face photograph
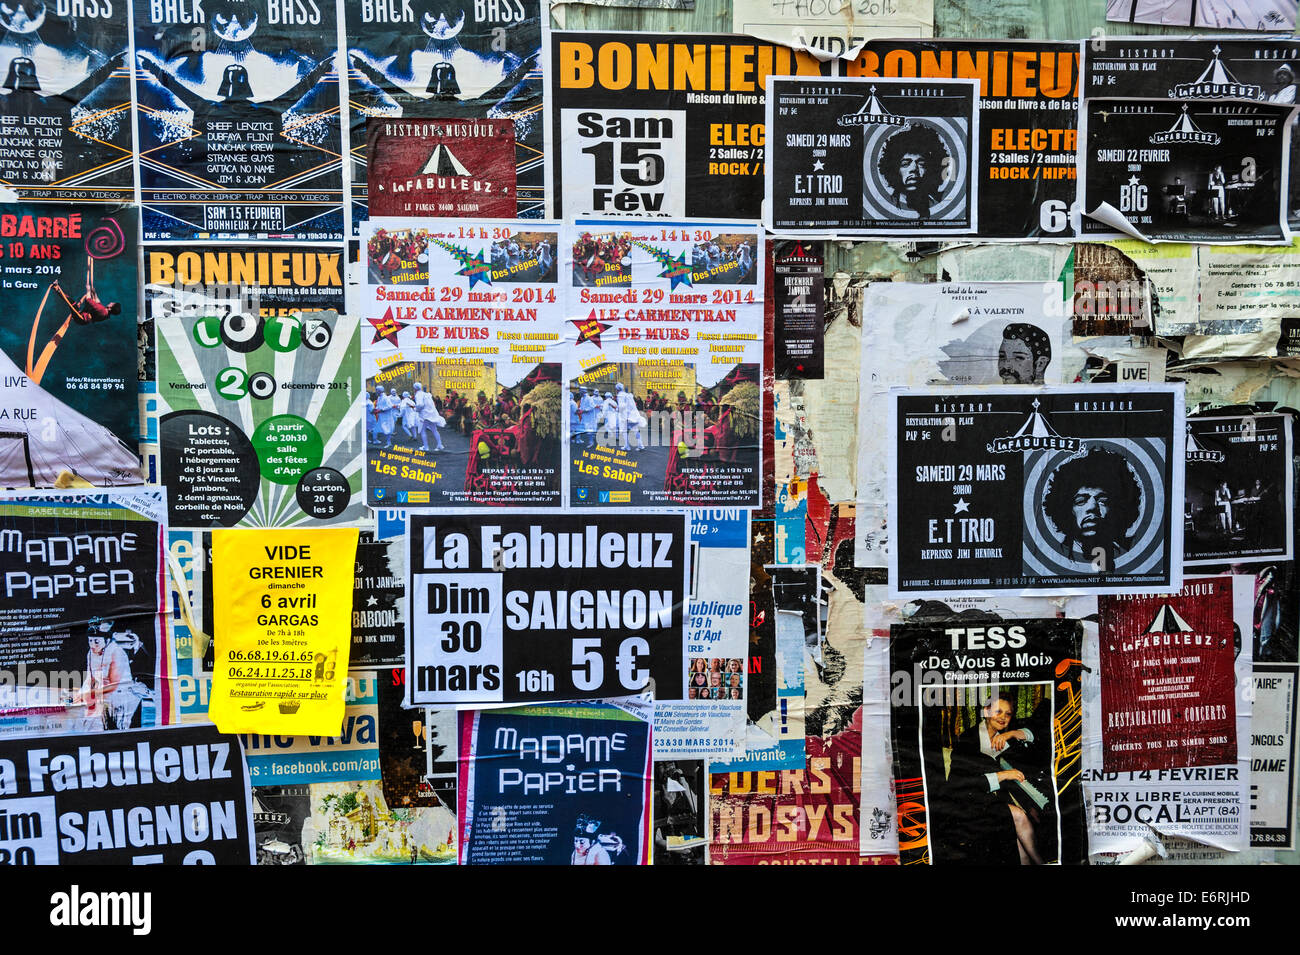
[[998, 336, 1037, 383], [899, 152, 927, 197], [1071, 485, 1113, 543]]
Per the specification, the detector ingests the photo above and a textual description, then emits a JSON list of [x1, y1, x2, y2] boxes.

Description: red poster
[[709, 707, 893, 865], [1099, 580, 1237, 773], [366, 118, 518, 219]]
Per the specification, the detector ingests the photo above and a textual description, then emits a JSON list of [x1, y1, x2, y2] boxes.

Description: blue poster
[[458, 699, 652, 865], [133, 0, 345, 241]]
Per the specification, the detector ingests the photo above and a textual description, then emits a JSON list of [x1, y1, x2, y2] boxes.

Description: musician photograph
[[925, 686, 1059, 865], [1184, 414, 1293, 564], [1153, 154, 1279, 237]]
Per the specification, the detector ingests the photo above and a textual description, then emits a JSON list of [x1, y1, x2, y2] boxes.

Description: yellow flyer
[[210, 528, 360, 735]]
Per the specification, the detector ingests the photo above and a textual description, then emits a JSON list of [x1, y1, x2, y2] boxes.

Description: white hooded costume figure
[[413, 382, 444, 452], [0, 349, 141, 487], [615, 382, 644, 451], [374, 385, 398, 445], [400, 391, 419, 436]]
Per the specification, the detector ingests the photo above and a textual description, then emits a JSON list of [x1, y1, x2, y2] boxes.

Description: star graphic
[[1127, 175, 1141, 186], [572, 312, 612, 347], [457, 249, 494, 289], [953, 498, 971, 513], [367, 312, 406, 346], [366, 595, 378, 607], [658, 251, 694, 290], [813, 159, 825, 171]]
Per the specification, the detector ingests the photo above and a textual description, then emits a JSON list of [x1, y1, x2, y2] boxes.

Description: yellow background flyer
[[210, 528, 361, 735]]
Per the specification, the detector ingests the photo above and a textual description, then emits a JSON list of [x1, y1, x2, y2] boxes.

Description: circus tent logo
[[1149, 105, 1221, 146], [837, 87, 907, 130], [987, 398, 1081, 454], [420, 144, 471, 176], [1170, 46, 1264, 100], [1184, 425, 1225, 463], [1145, 601, 1193, 635]]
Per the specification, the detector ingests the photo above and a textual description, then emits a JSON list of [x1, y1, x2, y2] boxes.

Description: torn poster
[[1076, 574, 1254, 856], [361, 218, 563, 509], [565, 220, 764, 509], [652, 760, 706, 864], [238, 672, 381, 785], [1082, 38, 1300, 232], [457, 697, 653, 865], [888, 384, 1185, 596], [730, 0, 932, 61], [854, 281, 1067, 567], [708, 551, 807, 772], [133, 0, 344, 241], [306, 778, 457, 863], [1079, 98, 1296, 244], [844, 39, 1080, 239], [549, 32, 829, 220], [710, 570, 867, 865], [1250, 663, 1297, 849], [765, 76, 979, 236], [344, 0, 546, 231], [1105, 0, 1296, 35], [405, 512, 689, 705], [889, 617, 1087, 865], [1183, 413, 1293, 565], [655, 510, 749, 760], [377, 667, 456, 811]]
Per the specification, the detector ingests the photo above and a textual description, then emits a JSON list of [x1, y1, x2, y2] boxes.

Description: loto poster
[[405, 513, 689, 706], [155, 305, 364, 530], [457, 697, 652, 865], [208, 527, 360, 735], [888, 384, 1185, 597]]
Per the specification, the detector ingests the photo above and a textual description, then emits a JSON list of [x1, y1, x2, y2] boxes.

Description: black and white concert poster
[[1184, 413, 1294, 565], [1083, 38, 1300, 230], [888, 384, 1185, 596], [1080, 97, 1296, 243], [405, 513, 689, 706], [766, 76, 978, 235]]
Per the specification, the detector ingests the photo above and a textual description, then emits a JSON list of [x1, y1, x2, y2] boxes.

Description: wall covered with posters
[[0, 0, 1296, 880]]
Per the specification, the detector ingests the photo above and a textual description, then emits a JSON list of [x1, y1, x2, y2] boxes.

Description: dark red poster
[[1099, 580, 1238, 773], [366, 118, 518, 219], [709, 707, 877, 866]]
